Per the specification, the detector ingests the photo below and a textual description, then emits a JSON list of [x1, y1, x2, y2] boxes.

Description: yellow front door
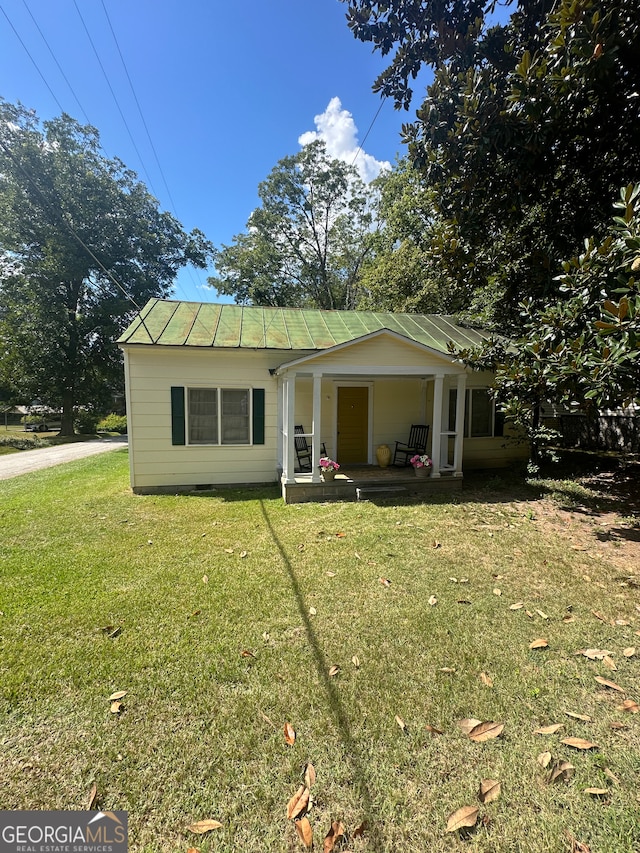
[[337, 386, 369, 464]]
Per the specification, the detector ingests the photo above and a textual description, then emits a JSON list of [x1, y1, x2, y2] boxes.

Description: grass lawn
[[1, 451, 638, 852]]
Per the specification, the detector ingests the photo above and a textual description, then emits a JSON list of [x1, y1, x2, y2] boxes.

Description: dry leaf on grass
[[480, 672, 493, 687], [565, 711, 592, 722], [623, 647, 636, 658], [617, 699, 640, 713], [287, 786, 310, 820], [202, 575, 209, 584], [509, 602, 524, 610], [108, 690, 127, 701], [395, 714, 407, 733], [536, 609, 549, 619], [110, 701, 123, 714], [583, 788, 608, 796], [323, 821, 345, 853], [241, 650, 256, 658], [468, 721, 504, 742], [326, 571, 336, 578], [595, 676, 625, 693], [579, 649, 613, 660], [295, 817, 313, 849], [284, 722, 296, 745], [534, 724, 564, 735], [188, 820, 223, 834], [478, 779, 501, 804], [446, 805, 479, 833], [428, 595, 438, 606], [602, 655, 617, 671], [610, 721, 628, 730], [352, 822, 367, 838], [592, 611, 609, 623], [604, 767, 620, 785], [351, 655, 360, 668], [425, 723, 444, 735], [304, 763, 316, 789], [458, 718, 482, 735], [379, 577, 391, 587], [493, 588, 502, 596], [537, 751, 552, 768], [308, 607, 317, 616], [561, 737, 599, 750], [87, 782, 97, 810], [328, 665, 340, 677], [529, 638, 549, 650], [565, 830, 592, 852]]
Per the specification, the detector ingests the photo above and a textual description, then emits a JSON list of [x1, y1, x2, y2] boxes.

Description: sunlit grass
[[1, 452, 638, 852]]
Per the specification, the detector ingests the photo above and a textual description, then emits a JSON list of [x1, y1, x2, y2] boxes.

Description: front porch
[[282, 464, 463, 504]]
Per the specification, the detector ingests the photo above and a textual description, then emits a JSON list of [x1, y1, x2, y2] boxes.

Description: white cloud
[[298, 97, 390, 183]]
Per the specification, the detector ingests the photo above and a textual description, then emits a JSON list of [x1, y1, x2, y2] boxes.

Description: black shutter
[[252, 388, 265, 445], [171, 386, 186, 445]]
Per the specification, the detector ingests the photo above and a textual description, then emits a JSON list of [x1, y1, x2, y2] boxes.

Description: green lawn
[[1, 451, 638, 852]]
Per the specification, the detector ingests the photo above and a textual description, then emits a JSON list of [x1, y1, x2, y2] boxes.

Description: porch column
[[431, 373, 444, 478], [282, 374, 297, 484], [453, 372, 466, 477], [311, 372, 322, 483]]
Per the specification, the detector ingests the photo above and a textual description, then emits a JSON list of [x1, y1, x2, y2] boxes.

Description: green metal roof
[[118, 299, 492, 355]]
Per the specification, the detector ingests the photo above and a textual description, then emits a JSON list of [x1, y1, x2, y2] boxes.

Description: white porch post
[[282, 374, 297, 484], [431, 373, 444, 478], [453, 372, 466, 477], [276, 376, 283, 470], [311, 372, 322, 483]]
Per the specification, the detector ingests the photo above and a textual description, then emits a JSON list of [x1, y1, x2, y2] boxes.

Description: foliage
[[97, 413, 127, 434], [0, 101, 213, 434], [73, 409, 100, 435], [209, 140, 375, 310], [342, 0, 640, 325], [455, 184, 640, 461]]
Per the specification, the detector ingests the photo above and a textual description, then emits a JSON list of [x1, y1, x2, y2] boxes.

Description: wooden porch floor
[[282, 464, 463, 504]]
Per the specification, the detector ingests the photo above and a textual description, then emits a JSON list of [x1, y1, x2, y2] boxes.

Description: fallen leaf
[[108, 690, 127, 701], [188, 609, 201, 618], [87, 782, 97, 810], [604, 767, 620, 785], [565, 711, 592, 722], [580, 648, 613, 660], [188, 820, 223, 834], [308, 607, 317, 616], [595, 676, 625, 693], [352, 822, 367, 838], [284, 722, 296, 745], [561, 737, 599, 750], [241, 650, 256, 658], [610, 721, 628, 730], [202, 575, 209, 584], [509, 602, 524, 610], [623, 647, 636, 658], [379, 577, 391, 587], [187, 848, 200, 853], [529, 638, 548, 650], [259, 709, 276, 728], [565, 830, 591, 852], [110, 701, 123, 714], [549, 760, 575, 784], [428, 595, 438, 606], [534, 724, 563, 735], [468, 721, 504, 742], [457, 599, 472, 604], [326, 571, 336, 577], [446, 805, 479, 833], [425, 723, 444, 735], [583, 788, 608, 796], [525, 610, 535, 618], [602, 655, 617, 671], [478, 779, 501, 804], [295, 817, 313, 848], [537, 751, 552, 768], [615, 619, 630, 626], [536, 609, 549, 619], [240, 550, 248, 558], [351, 655, 360, 668], [354, 552, 361, 559], [493, 588, 502, 596], [304, 763, 316, 789], [328, 665, 340, 677], [286, 786, 310, 820], [108, 627, 122, 639], [592, 611, 608, 623], [458, 718, 482, 735], [480, 672, 493, 687], [616, 699, 640, 713], [563, 614, 576, 623], [395, 714, 407, 733], [335, 532, 346, 538], [432, 541, 442, 549], [323, 820, 345, 852], [439, 667, 455, 673], [224, 548, 234, 554]]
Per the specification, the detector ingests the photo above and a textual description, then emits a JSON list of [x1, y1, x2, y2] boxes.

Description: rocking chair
[[294, 425, 327, 471], [392, 424, 430, 466]]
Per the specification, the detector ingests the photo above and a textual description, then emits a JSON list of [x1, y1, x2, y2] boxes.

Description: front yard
[[0, 451, 638, 852]]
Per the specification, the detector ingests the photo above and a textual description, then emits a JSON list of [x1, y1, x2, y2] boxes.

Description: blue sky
[[1, 0, 432, 303]]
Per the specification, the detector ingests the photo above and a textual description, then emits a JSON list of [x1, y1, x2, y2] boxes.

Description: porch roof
[[118, 299, 494, 355]]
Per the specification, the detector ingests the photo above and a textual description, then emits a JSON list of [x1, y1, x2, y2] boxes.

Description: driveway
[[0, 435, 128, 481]]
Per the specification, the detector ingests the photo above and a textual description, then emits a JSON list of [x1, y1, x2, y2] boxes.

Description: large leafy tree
[[209, 140, 376, 310], [0, 101, 212, 434], [342, 0, 640, 324]]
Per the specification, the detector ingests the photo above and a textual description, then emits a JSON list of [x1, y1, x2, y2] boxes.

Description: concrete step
[[356, 486, 408, 501]]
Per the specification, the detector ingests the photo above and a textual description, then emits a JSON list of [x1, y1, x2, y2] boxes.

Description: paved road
[[0, 435, 128, 481]]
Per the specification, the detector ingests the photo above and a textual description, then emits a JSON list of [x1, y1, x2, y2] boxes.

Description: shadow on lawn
[[258, 499, 382, 850]]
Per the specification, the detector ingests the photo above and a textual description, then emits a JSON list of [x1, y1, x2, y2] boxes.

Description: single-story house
[[117, 300, 527, 502]]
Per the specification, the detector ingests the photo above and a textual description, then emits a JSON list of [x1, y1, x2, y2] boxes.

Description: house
[[117, 300, 527, 502]]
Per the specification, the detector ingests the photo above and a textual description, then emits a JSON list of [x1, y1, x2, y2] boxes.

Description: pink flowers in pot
[[410, 454, 433, 469], [319, 456, 340, 471]]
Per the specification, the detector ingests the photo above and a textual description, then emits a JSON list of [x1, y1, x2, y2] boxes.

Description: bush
[[0, 435, 47, 450], [74, 411, 99, 434], [97, 413, 127, 434]]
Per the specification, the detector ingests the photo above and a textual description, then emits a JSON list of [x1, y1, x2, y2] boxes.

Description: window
[[448, 388, 504, 438], [188, 387, 250, 445]]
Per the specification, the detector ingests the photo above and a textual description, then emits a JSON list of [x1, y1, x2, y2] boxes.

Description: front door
[[337, 386, 369, 464]]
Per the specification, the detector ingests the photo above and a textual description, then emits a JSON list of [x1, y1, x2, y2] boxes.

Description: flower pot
[[413, 465, 431, 478], [321, 468, 336, 482], [376, 444, 391, 468]]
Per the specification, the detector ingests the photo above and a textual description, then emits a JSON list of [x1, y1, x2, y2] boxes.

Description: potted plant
[[319, 456, 340, 482], [410, 453, 433, 477]]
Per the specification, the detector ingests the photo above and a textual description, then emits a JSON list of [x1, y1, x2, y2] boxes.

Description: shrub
[[74, 410, 100, 434], [97, 413, 127, 434]]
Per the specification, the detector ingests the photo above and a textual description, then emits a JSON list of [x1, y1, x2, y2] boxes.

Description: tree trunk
[[59, 388, 75, 436]]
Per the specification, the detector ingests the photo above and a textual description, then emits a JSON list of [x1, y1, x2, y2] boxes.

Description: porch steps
[[356, 485, 408, 501]]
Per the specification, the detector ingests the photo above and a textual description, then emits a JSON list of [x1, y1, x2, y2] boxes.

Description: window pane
[[221, 389, 250, 444], [188, 388, 218, 444], [470, 389, 492, 437]]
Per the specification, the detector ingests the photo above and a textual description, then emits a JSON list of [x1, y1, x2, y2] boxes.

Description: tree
[[0, 101, 212, 434], [209, 140, 375, 310], [342, 0, 640, 325]]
